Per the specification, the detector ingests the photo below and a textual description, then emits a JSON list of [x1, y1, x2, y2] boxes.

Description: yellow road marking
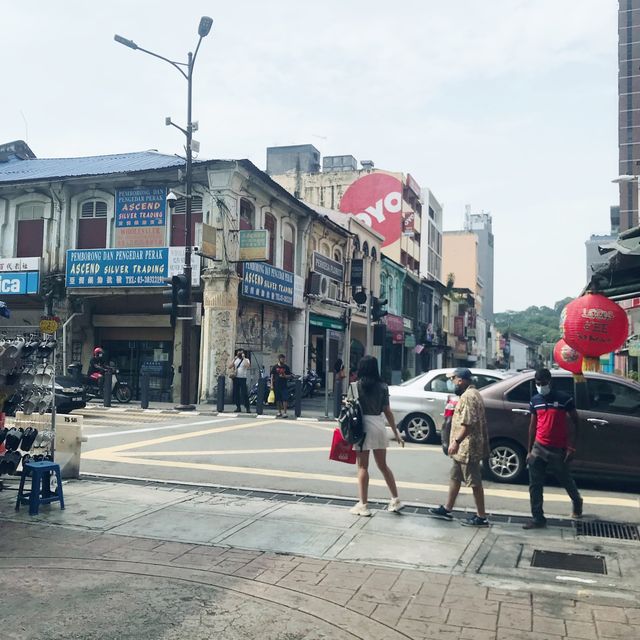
[[84, 449, 639, 508], [84, 419, 271, 457]]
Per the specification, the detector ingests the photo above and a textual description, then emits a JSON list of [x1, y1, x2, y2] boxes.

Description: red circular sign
[[339, 173, 403, 247]]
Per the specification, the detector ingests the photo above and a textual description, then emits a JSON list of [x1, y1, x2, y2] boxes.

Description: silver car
[[388, 368, 510, 444]]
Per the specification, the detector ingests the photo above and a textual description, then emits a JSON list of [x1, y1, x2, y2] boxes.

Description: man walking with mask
[[522, 368, 583, 529], [428, 368, 490, 527]]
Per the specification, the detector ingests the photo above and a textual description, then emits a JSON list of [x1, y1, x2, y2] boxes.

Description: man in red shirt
[[523, 368, 583, 530]]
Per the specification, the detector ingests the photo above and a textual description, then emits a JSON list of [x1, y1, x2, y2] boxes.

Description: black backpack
[[338, 383, 365, 447]]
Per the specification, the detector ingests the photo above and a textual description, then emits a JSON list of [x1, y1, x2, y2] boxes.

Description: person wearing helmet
[[88, 347, 107, 388]]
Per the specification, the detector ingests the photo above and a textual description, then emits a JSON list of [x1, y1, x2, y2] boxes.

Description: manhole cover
[[576, 520, 640, 542], [531, 550, 607, 575]]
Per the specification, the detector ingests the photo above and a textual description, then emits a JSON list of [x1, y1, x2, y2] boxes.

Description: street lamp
[[115, 16, 213, 411]]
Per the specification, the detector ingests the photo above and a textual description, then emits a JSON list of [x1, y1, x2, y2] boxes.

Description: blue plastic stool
[[15, 461, 65, 516]]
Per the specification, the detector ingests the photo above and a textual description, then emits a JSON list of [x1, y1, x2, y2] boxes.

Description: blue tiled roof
[[0, 151, 198, 184]]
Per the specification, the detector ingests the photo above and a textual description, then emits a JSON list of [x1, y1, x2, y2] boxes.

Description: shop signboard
[[115, 187, 167, 248], [241, 261, 294, 307], [312, 251, 344, 283], [0, 257, 40, 294], [200, 223, 217, 260], [239, 230, 269, 262], [402, 210, 415, 237], [309, 313, 345, 331], [350, 258, 364, 287], [167, 246, 201, 287], [385, 314, 404, 344]]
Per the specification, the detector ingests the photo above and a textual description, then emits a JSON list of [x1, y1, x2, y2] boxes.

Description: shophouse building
[[0, 142, 349, 403]]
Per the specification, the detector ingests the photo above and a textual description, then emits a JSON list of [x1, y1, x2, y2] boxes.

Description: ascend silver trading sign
[[312, 251, 344, 283]]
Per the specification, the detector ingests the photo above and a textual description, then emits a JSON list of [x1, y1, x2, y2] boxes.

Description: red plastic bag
[[329, 428, 357, 464]]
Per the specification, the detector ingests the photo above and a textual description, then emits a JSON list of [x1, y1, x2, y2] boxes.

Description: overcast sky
[[2, 1, 618, 312]]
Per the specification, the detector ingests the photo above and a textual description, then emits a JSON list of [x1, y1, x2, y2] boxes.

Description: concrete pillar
[[199, 269, 240, 403], [289, 309, 306, 376]]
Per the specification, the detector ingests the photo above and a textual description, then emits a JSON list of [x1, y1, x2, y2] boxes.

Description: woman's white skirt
[[361, 414, 388, 451]]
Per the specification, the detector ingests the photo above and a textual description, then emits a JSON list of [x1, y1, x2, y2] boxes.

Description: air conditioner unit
[[309, 273, 329, 296]]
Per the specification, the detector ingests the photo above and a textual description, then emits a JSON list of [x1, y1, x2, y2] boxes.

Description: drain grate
[[531, 550, 607, 574], [576, 520, 640, 542]]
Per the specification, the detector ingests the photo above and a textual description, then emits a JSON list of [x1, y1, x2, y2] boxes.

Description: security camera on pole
[[114, 16, 213, 410]]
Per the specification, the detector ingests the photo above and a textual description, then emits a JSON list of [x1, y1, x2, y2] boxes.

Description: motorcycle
[[301, 369, 321, 398], [67, 363, 132, 404], [248, 374, 299, 406]]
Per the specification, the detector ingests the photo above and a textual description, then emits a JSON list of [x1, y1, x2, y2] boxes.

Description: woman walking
[[350, 355, 404, 516]]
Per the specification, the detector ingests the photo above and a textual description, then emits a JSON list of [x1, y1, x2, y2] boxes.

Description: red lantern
[[560, 293, 629, 357], [553, 339, 583, 374]]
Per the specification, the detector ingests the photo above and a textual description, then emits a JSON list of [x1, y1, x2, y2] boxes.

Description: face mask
[[536, 384, 551, 395]]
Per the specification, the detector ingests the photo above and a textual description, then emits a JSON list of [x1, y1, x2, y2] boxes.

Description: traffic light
[[371, 297, 388, 322], [162, 276, 178, 327], [162, 274, 190, 327]]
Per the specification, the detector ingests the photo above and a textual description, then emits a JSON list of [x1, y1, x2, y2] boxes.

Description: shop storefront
[[381, 314, 404, 384], [308, 312, 345, 388]]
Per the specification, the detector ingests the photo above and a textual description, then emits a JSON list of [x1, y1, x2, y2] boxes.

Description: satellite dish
[[353, 291, 367, 305]]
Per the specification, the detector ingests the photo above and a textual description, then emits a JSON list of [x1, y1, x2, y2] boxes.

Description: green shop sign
[[309, 313, 344, 331]]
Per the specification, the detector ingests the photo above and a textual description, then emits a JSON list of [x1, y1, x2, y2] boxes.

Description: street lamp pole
[[115, 16, 213, 411]]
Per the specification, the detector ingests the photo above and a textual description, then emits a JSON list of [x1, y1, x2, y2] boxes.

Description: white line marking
[[86, 418, 226, 439]]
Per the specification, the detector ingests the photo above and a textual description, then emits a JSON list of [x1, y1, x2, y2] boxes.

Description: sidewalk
[[0, 477, 639, 639], [86, 394, 339, 421]]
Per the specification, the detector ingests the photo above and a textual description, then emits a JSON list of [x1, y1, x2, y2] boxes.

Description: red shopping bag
[[329, 428, 357, 464]]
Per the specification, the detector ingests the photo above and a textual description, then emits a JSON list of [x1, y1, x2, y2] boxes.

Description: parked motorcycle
[[248, 375, 299, 406], [301, 369, 321, 398], [67, 363, 132, 404]]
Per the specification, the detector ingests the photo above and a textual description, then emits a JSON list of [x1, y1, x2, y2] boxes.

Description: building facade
[[0, 142, 355, 404], [619, 0, 640, 231]]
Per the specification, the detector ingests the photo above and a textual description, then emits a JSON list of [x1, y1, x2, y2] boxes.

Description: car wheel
[[485, 439, 526, 483], [403, 413, 436, 444]]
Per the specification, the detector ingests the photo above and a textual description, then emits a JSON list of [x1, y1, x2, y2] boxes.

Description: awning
[[585, 226, 640, 300]]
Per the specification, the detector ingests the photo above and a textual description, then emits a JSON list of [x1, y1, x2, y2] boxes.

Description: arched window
[[283, 222, 295, 273], [240, 198, 255, 230], [170, 195, 203, 246], [380, 272, 388, 301], [362, 241, 369, 257], [16, 202, 45, 257], [78, 200, 107, 249], [264, 212, 276, 265], [333, 248, 343, 264], [319, 241, 331, 258]]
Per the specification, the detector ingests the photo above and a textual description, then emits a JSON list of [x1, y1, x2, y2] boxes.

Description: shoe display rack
[[0, 328, 58, 481]]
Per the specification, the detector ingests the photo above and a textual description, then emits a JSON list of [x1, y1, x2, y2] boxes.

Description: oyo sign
[[339, 173, 403, 247]]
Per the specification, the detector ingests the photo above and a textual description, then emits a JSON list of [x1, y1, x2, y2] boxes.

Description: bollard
[[294, 378, 302, 418], [103, 371, 112, 407], [256, 377, 266, 416], [216, 375, 225, 412], [140, 373, 150, 409], [333, 377, 343, 418]]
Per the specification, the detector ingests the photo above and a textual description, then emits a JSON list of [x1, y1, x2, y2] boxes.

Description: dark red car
[[479, 369, 640, 483]]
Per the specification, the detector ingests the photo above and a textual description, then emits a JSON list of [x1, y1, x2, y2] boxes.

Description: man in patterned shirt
[[429, 367, 490, 527]]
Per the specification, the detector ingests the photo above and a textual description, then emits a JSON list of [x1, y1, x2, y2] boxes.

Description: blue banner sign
[[0, 272, 39, 295], [66, 248, 168, 288], [242, 262, 294, 307], [115, 187, 166, 228]]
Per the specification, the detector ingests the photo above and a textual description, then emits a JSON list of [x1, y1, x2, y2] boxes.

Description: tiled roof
[[0, 151, 197, 184]]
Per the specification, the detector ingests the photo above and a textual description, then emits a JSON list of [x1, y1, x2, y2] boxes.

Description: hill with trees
[[494, 297, 573, 345]]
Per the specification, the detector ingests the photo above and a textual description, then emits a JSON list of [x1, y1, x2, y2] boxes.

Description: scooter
[[301, 369, 321, 398], [68, 363, 132, 403]]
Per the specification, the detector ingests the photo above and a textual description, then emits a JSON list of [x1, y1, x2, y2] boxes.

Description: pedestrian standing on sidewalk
[[428, 367, 490, 527], [270, 354, 292, 418], [522, 368, 583, 530], [231, 349, 251, 414], [350, 355, 404, 517]]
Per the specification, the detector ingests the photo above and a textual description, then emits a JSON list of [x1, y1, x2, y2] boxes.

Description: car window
[[472, 374, 501, 390], [551, 376, 575, 399], [586, 380, 640, 416], [425, 374, 453, 393], [505, 381, 532, 404]]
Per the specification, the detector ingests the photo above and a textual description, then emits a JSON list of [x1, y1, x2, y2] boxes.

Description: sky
[[2, 1, 619, 312]]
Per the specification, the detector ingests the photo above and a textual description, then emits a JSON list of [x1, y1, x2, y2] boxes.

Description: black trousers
[[528, 443, 581, 522], [232, 378, 249, 411]]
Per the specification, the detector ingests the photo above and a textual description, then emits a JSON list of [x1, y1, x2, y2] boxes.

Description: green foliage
[[494, 297, 573, 345]]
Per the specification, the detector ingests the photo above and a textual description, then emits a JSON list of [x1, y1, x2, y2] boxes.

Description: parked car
[[388, 368, 510, 443], [481, 370, 640, 483]]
